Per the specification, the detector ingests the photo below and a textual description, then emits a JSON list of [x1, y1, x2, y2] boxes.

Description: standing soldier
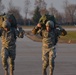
[[0, 20, 24, 75], [32, 20, 56, 75], [32, 20, 67, 75]]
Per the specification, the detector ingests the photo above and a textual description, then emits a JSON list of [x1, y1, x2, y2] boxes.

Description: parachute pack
[[31, 14, 67, 43], [32, 14, 56, 34], [39, 14, 56, 29], [0, 13, 17, 28]]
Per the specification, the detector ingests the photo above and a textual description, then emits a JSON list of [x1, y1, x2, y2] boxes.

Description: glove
[[61, 29, 67, 36]]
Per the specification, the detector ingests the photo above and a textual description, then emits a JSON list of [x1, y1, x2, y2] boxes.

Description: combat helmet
[[46, 20, 54, 28], [2, 20, 11, 28]]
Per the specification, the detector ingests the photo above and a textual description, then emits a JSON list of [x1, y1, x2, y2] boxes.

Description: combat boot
[[42, 69, 47, 75], [5, 70, 9, 75]]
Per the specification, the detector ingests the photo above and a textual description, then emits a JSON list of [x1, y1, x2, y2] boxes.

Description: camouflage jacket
[[0, 28, 25, 49], [32, 25, 67, 45], [41, 30, 55, 48]]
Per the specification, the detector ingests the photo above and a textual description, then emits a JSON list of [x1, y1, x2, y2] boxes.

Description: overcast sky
[[2, 0, 76, 18]]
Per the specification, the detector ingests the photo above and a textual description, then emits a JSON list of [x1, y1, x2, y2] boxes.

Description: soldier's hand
[[61, 29, 67, 36], [37, 23, 41, 28]]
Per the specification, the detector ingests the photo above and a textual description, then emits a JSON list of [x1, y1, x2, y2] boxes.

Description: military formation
[[0, 13, 67, 75]]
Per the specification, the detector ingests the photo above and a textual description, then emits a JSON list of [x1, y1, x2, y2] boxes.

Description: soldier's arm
[[16, 27, 25, 38], [32, 26, 40, 35], [60, 29, 67, 36], [32, 23, 41, 35], [56, 26, 67, 36]]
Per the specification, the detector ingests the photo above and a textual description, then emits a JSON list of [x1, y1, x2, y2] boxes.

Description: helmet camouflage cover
[[46, 20, 54, 28]]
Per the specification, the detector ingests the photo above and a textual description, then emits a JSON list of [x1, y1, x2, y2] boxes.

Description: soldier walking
[[0, 20, 24, 75], [32, 21, 56, 75]]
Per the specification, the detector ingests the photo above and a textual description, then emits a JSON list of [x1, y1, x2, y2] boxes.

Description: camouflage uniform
[[0, 20, 24, 75], [41, 30, 56, 75], [0, 28, 16, 70], [32, 21, 56, 75], [32, 20, 67, 75]]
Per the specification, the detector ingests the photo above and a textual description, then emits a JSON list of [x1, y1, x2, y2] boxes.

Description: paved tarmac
[[24, 27, 76, 31], [0, 36, 76, 75]]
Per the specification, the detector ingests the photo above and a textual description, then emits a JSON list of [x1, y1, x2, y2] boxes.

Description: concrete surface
[[0, 36, 76, 75]]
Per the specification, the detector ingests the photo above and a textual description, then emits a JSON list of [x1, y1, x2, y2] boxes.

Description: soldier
[[32, 20, 56, 75], [0, 20, 24, 75], [32, 20, 67, 75]]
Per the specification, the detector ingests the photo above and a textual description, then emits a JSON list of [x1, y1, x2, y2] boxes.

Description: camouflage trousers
[[42, 46, 56, 75], [1, 47, 16, 70]]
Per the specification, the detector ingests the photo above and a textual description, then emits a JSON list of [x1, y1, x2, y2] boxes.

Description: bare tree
[[0, 0, 4, 14], [35, 0, 47, 15], [7, 0, 24, 25], [8, 7, 24, 25], [35, 0, 46, 9], [67, 4, 76, 23], [49, 3, 58, 16], [63, 0, 76, 24], [48, 3, 65, 24], [24, 0, 31, 19], [8, 0, 21, 18], [63, 0, 69, 23]]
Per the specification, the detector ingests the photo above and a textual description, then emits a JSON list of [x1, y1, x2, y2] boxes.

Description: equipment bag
[[39, 14, 56, 29], [0, 13, 17, 28]]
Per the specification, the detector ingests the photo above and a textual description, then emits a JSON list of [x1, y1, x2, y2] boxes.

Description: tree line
[[0, 0, 76, 26]]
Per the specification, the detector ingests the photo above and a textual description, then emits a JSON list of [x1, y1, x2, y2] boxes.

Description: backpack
[[32, 14, 56, 34], [39, 14, 56, 29], [0, 13, 17, 29]]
